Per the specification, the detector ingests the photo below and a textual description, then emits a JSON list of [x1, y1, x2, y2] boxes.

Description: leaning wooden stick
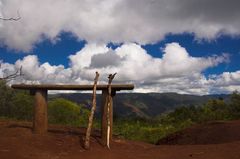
[[84, 71, 100, 149], [106, 73, 117, 149]]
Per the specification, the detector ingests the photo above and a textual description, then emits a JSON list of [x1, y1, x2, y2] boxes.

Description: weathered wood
[[106, 73, 117, 148], [11, 84, 134, 91], [109, 91, 114, 140], [84, 72, 99, 149], [33, 89, 48, 134], [101, 89, 113, 146]]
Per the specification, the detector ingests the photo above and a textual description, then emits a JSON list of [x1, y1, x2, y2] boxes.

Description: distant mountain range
[[50, 93, 230, 119]]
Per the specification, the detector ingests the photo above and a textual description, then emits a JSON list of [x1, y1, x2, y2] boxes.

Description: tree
[[0, 80, 33, 120], [11, 90, 34, 120], [0, 11, 22, 82], [229, 91, 240, 119], [0, 80, 14, 117], [0, 11, 22, 80], [0, 10, 22, 80]]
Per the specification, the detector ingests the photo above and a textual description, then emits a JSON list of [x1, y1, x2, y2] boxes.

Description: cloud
[[0, 0, 240, 51], [0, 43, 240, 95], [160, 43, 229, 77], [14, 55, 72, 83], [208, 71, 240, 94], [1, 0, 239, 95], [68, 43, 110, 81], [1, 42, 236, 95], [133, 73, 210, 94], [90, 51, 122, 68], [69, 42, 227, 82]]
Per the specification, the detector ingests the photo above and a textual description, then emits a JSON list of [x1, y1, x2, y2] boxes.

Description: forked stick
[[106, 73, 117, 149]]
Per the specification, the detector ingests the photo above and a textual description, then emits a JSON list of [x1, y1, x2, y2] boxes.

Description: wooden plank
[[33, 89, 48, 134], [11, 84, 134, 91]]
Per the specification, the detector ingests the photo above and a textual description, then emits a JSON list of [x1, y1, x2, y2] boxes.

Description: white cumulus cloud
[[1, 42, 236, 95], [14, 55, 72, 84]]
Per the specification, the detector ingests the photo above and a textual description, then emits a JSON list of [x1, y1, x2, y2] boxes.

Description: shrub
[[48, 98, 89, 126], [11, 91, 34, 120]]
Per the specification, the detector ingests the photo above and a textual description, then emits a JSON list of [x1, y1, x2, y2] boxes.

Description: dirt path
[[0, 120, 240, 159]]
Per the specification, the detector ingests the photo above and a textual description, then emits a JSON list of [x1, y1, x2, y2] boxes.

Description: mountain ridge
[[50, 93, 230, 118]]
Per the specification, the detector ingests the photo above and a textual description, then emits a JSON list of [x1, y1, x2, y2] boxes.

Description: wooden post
[[33, 89, 48, 134], [84, 72, 99, 149], [101, 73, 117, 148], [101, 90, 113, 146]]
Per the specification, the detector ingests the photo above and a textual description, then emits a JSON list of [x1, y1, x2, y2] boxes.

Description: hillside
[[51, 93, 229, 118]]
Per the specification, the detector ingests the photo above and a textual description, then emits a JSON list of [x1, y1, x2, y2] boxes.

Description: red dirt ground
[[1, 119, 240, 159]]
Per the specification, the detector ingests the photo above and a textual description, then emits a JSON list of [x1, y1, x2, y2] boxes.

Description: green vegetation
[[0, 81, 240, 144], [113, 118, 193, 144], [0, 81, 89, 127], [0, 80, 33, 120], [48, 98, 89, 126], [113, 92, 240, 144]]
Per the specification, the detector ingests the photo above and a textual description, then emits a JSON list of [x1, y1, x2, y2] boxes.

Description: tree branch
[[0, 11, 21, 21], [0, 65, 23, 81]]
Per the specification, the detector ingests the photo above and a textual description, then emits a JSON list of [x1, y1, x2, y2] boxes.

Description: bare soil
[[1, 119, 240, 159]]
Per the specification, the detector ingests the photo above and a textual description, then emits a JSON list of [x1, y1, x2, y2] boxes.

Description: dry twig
[[0, 64, 23, 82], [0, 11, 21, 21]]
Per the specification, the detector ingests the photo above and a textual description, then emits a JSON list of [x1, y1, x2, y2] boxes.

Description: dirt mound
[[0, 120, 154, 159], [1, 119, 240, 159], [157, 120, 240, 145]]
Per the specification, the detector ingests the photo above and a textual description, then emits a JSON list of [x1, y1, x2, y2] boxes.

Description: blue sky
[[1, 33, 239, 75], [1, 0, 240, 95]]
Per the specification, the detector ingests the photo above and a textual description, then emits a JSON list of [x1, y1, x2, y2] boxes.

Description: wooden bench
[[11, 84, 134, 145]]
